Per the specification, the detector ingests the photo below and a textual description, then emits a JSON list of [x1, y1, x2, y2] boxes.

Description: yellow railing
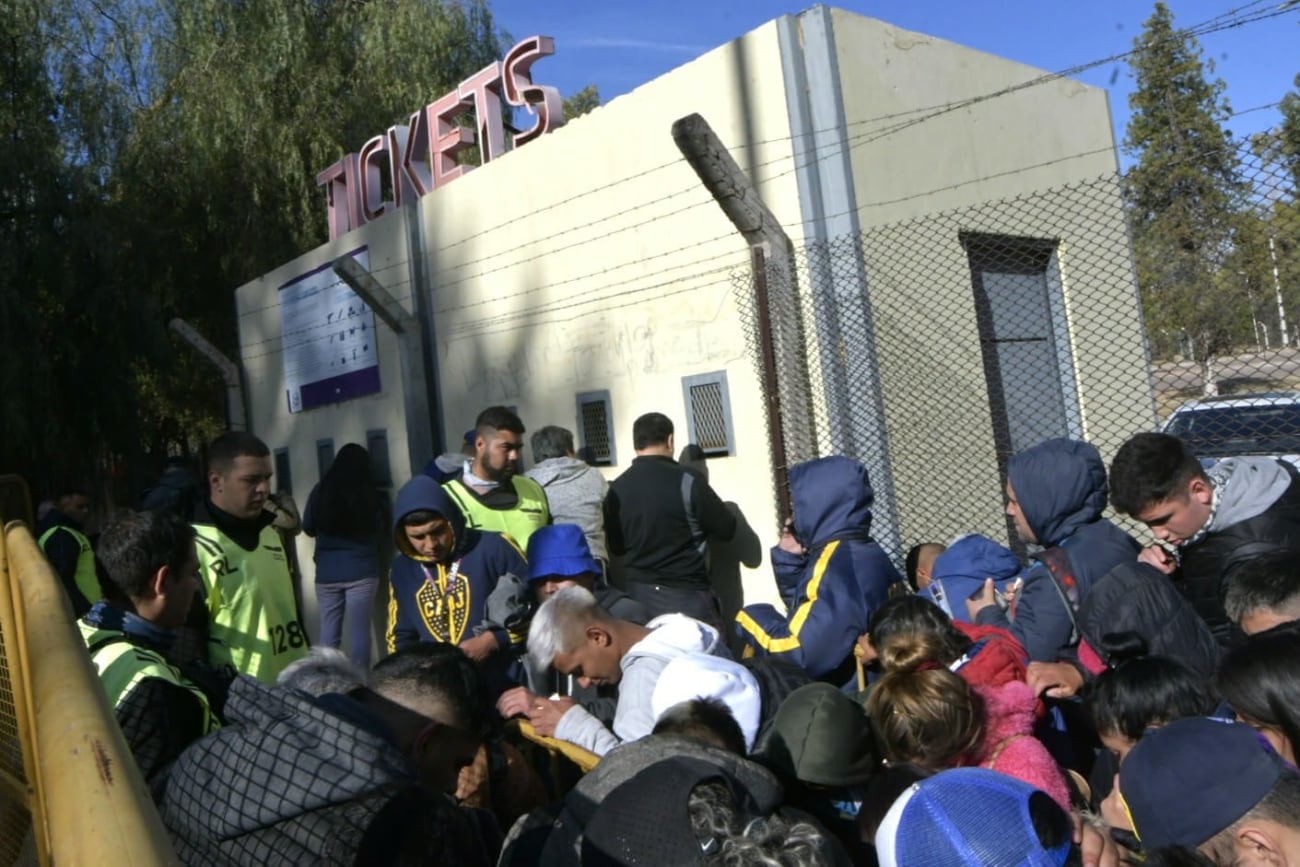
[[0, 521, 177, 866]]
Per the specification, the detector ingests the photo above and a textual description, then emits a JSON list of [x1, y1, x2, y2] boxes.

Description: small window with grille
[[576, 390, 616, 466], [274, 447, 293, 496], [366, 429, 392, 487], [682, 372, 735, 457], [316, 438, 335, 480]]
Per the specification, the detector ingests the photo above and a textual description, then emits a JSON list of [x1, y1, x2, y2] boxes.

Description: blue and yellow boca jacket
[[386, 476, 530, 685], [735, 456, 900, 679]]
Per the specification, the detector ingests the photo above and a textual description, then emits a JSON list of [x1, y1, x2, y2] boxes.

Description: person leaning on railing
[[79, 509, 232, 795]]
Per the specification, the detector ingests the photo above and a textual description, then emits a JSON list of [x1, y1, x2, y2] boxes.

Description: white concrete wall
[[826, 9, 1149, 548], [235, 207, 416, 644], [415, 19, 805, 608], [235, 6, 1148, 640]]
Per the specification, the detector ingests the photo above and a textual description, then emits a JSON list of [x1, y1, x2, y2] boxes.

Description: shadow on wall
[[679, 444, 763, 650]]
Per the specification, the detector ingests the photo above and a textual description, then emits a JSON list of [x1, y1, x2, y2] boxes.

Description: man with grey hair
[[518, 585, 730, 757], [277, 647, 368, 696], [1224, 551, 1300, 635], [524, 425, 608, 569]]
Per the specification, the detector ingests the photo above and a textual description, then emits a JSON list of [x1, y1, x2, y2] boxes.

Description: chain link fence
[[733, 139, 1300, 563]]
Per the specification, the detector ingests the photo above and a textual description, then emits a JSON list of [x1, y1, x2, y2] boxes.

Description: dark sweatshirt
[[603, 454, 736, 589]]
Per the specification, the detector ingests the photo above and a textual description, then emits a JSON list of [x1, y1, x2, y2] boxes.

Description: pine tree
[[1124, 2, 1248, 395], [1279, 73, 1300, 191]]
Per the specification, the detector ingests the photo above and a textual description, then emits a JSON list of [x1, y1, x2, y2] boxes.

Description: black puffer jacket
[[1179, 465, 1300, 645], [1073, 562, 1221, 682], [499, 734, 850, 866], [160, 677, 492, 866]]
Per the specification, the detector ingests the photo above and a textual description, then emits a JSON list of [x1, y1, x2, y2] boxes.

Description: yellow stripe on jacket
[[735, 540, 840, 652]]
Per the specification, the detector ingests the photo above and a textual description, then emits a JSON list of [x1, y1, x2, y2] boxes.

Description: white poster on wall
[[280, 247, 382, 413]]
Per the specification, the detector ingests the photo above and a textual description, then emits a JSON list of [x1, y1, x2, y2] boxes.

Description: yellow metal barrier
[[0, 521, 178, 866]]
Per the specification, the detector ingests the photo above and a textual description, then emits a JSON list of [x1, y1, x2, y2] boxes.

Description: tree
[[1123, 2, 1248, 395], [563, 85, 600, 120], [1, 0, 510, 496], [1278, 73, 1300, 191]]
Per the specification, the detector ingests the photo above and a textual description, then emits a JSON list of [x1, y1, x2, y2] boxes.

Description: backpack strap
[[1034, 547, 1082, 646]]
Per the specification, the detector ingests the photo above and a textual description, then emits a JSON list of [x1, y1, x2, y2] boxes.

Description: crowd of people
[[34, 405, 1300, 865]]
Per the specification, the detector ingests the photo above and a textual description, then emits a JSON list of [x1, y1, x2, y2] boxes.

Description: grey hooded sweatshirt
[[552, 613, 727, 756], [525, 457, 609, 561]]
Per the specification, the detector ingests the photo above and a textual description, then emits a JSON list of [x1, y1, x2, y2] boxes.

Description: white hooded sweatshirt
[[552, 613, 728, 756]]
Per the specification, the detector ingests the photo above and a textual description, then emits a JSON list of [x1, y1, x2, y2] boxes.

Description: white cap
[[651, 653, 762, 751]]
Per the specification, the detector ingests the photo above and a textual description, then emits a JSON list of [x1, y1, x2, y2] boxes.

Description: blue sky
[[490, 0, 1300, 155]]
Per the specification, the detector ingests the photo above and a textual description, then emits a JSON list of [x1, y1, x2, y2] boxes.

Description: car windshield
[[1165, 404, 1300, 458]]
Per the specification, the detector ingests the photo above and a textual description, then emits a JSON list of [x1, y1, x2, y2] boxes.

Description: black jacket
[[603, 455, 736, 588], [1180, 466, 1300, 644], [160, 677, 493, 866], [1070, 562, 1221, 682]]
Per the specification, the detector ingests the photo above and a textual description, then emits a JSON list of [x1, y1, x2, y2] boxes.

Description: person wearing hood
[[498, 734, 850, 866], [521, 585, 730, 757], [386, 475, 531, 697], [523, 425, 609, 568], [424, 428, 479, 484], [967, 438, 1139, 663], [735, 456, 901, 680], [754, 682, 880, 862], [920, 534, 1022, 624], [140, 456, 204, 522], [497, 524, 648, 726], [1109, 431, 1300, 645]]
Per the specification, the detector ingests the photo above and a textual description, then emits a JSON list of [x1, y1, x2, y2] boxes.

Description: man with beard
[[444, 406, 551, 549]]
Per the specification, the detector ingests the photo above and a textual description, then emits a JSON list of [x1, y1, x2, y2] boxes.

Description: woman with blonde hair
[[866, 636, 1072, 810]]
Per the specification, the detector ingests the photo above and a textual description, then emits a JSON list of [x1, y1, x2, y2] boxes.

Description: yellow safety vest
[[444, 476, 549, 548], [79, 620, 218, 735], [192, 522, 307, 682], [38, 524, 101, 609]]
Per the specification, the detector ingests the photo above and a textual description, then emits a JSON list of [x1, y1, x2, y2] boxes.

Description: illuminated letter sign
[[316, 37, 565, 239]]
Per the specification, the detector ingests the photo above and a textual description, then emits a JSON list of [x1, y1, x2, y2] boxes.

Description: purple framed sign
[[280, 247, 382, 413]]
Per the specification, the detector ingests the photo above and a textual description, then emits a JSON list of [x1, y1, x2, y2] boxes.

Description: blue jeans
[[316, 577, 378, 669]]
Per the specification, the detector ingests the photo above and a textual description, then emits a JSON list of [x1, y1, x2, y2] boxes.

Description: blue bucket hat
[[526, 524, 600, 582]]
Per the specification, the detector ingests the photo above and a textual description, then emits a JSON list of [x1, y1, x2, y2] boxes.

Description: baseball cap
[[1119, 717, 1285, 849], [526, 524, 601, 582], [463, 428, 477, 447], [875, 768, 1072, 867], [651, 654, 762, 752]]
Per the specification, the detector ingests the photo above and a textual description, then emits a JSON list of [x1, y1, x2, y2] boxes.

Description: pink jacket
[[964, 680, 1071, 811]]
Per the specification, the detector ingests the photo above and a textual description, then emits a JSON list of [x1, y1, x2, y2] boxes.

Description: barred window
[[366, 429, 392, 486], [315, 438, 335, 479], [274, 448, 293, 495], [682, 372, 735, 456], [577, 391, 615, 466]]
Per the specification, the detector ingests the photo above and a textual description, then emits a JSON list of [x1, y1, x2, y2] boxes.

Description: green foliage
[[1279, 73, 1300, 191], [0, 0, 506, 494], [563, 85, 600, 120], [1123, 2, 1251, 392]]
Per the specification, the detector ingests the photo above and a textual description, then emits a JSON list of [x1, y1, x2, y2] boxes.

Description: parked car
[[1162, 392, 1300, 469]]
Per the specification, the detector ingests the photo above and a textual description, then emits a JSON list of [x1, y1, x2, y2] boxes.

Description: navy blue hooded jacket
[[736, 456, 901, 678], [920, 534, 1022, 624], [975, 439, 1139, 662], [385, 476, 530, 688]]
